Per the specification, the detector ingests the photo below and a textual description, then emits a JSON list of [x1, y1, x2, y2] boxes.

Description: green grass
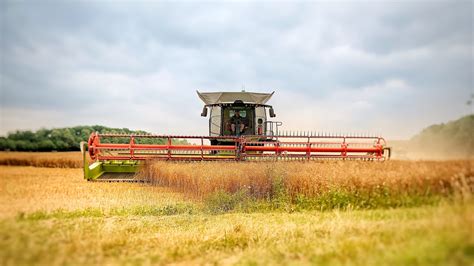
[[202, 187, 445, 214], [17, 203, 198, 221], [1, 202, 472, 265]]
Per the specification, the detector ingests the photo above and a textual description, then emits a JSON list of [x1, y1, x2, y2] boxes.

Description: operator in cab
[[230, 110, 247, 136]]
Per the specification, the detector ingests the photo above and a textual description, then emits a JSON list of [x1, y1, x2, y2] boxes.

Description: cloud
[[272, 78, 414, 137], [1, 1, 472, 139]]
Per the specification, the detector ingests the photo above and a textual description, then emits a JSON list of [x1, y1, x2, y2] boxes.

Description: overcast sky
[[1, 1, 472, 139]]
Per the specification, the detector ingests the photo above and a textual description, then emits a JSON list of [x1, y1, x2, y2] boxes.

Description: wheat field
[[0, 153, 473, 265]]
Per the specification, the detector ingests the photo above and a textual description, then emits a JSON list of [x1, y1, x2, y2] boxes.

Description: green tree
[[0, 125, 174, 151]]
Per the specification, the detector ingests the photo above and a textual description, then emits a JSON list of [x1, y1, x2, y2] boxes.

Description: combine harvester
[[81, 91, 391, 182]]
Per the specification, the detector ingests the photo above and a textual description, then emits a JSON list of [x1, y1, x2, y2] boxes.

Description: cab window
[[222, 107, 254, 135], [229, 110, 247, 118]]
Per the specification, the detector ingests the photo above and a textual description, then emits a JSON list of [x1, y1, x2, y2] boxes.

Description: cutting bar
[[82, 132, 391, 181]]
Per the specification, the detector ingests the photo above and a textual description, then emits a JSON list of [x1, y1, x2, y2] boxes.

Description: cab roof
[[197, 91, 274, 105]]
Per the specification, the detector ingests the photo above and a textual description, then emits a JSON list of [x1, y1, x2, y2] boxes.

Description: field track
[[0, 166, 185, 218]]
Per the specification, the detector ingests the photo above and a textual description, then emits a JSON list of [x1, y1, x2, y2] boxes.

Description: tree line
[[0, 125, 184, 152], [411, 114, 473, 157]]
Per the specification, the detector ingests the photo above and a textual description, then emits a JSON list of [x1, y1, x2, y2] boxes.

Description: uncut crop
[[0, 151, 82, 168], [142, 160, 474, 209]]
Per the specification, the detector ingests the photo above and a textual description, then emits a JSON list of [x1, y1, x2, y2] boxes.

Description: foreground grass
[[1, 203, 472, 265]]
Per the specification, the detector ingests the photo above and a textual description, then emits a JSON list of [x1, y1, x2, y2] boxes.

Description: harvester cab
[[197, 91, 281, 145]]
